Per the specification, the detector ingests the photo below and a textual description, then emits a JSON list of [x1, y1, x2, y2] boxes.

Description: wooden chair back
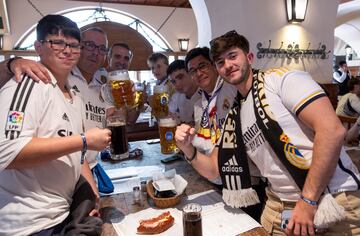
[[338, 115, 357, 130]]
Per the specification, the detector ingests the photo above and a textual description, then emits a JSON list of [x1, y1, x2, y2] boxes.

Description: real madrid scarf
[[196, 77, 224, 146], [218, 70, 345, 228]]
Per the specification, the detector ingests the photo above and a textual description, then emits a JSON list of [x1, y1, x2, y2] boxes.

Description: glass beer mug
[[183, 203, 202, 236], [101, 70, 136, 109], [158, 117, 178, 154], [152, 84, 170, 119], [106, 109, 129, 160], [134, 82, 145, 110]]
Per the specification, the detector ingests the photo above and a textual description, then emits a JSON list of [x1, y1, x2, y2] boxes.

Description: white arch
[[15, 6, 172, 52], [335, 0, 360, 56], [189, 0, 212, 47]]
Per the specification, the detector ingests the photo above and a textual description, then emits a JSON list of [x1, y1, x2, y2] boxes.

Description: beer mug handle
[[100, 84, 114, 106]]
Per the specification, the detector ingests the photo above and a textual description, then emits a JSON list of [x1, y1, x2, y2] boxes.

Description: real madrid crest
[[223, 98, 230, 111], [100, 75, 107, 84]]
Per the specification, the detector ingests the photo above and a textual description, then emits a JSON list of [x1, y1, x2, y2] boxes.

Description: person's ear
[[34, 40, 42, 54], [247, 52, 254, 65]]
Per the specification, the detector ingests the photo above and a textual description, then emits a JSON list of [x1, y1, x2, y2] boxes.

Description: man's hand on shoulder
[[10, 58, 51, 83]]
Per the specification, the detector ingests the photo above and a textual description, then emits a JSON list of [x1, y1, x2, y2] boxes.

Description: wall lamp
[[178, 38, 189, 51], [285, 0, 308, 23]]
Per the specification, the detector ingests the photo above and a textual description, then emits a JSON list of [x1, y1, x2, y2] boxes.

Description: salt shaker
[[140, 180, 147, 194], [133, 186, 141, 203]]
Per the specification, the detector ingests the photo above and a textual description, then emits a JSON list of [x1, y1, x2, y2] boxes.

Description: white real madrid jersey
[[70, 67, 108, 168], [240, 68, 360, 201], [0, 71, 83, 236]]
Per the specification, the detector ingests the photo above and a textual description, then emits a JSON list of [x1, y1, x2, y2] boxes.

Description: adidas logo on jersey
[[222, 155, 243, 173], [62, 113, 70, 122]]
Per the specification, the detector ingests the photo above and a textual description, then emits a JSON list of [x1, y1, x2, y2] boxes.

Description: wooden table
[[99, 140, 268, 236]]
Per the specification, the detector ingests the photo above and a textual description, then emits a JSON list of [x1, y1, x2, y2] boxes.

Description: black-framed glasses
[[82, 41, 108, 55], [209, 30, 238, 47], [41, 39, 81, 52], [188, 62, 211, 77]]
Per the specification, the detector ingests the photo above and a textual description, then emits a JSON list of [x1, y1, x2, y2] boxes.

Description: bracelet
[[300, 194, 318, 206], [80, 133, 87, 164], [6, 57, 21, 74], [185, 147, 197, 163]]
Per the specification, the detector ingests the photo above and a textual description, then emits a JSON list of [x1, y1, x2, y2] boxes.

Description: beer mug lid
[[108, 69, 130, 80]]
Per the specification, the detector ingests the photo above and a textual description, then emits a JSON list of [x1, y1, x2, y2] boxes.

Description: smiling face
[[187, 55, 218, 94], [109, 45, 132, 71], [77, 30, 107, 76], [214, 47, 253, 87], [35, 34, 80, 77]]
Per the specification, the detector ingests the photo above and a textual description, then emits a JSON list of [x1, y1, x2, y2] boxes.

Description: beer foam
[[153, 84, 169, 93], [159, 117, 177, 127], [108, 121, 126, 126], [108, 70, 129, 81]]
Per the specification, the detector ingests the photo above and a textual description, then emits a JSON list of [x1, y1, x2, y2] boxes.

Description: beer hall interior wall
[[3, 0, 198, 52], [190, 0, 339, 84]]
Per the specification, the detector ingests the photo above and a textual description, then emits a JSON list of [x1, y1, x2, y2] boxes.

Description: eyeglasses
[[41, 39, 81, 52], [82, 41, 108, 55], [209, 30, 239, 47], [188, 62, 211, 77]]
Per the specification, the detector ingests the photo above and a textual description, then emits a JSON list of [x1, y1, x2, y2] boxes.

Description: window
[[15, 7, 171, 52]]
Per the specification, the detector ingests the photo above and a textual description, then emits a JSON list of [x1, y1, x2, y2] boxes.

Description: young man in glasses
[[184, 47, 236, 163], [0, 15, 111, 235], [0, 27, 113, 188], [176, 30, 360, 235]]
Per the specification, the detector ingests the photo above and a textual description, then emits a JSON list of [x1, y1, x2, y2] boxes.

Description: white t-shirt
[[169, 89, 202, 124], [0, 72, 83, 236], [70, 67, 107, 168], [240, 68, 360, 201], [336, 92, 360, 117]]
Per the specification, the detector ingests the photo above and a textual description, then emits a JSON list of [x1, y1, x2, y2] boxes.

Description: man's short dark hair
[[209, 30, 250, 62], [167, 60, 185, 76], [147, 53, 169, 65], [339, 60, 347, 67], [184, 47, 211, 72], [109, 42, 133, 59], [36, 15, 80, 42], [348, 77, 360, 91]]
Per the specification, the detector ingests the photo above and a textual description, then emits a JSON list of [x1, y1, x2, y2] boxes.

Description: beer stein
[[106, 110, 129, 160], [158, 117, 178, 154], [152, 84, 170, 119], [101, 70, 136, 109], [134, 82, 145, 110], [183, 203, 202, 236]]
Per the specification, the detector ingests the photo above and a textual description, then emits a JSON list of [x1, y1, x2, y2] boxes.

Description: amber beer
[[108, 70, 135, 109], [134, 82, 145, 110], [153, 85, 169, 119], [158, 117, 178, 154]]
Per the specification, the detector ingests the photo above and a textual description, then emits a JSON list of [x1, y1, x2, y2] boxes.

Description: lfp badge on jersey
[[6, 111, 24, 132]]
